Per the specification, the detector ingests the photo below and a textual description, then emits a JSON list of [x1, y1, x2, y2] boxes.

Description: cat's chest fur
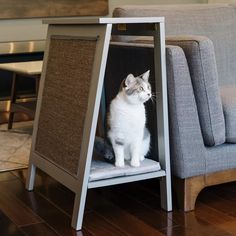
[[108, 94, 146, 140]]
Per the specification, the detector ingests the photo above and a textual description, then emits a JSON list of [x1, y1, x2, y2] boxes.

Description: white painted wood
[[25, 163, 36, 191], [30, 152, 79, 191], [154, 22, 172, 211], [25, 29, 51, 191], [88, 170, 166, 189], [43, 17, 164, 25], [72, 24, 112, 231], [26, 17, 172, 231]]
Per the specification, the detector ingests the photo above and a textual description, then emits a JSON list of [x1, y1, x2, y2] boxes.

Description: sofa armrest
[[104, 42, 206, 178], [166, 45, 206, 178], [114, 35, 226, 147], [166, 36, 225, 147]]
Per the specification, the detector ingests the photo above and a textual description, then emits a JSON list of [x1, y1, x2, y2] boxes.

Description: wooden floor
[[0, 169, 236, 236]]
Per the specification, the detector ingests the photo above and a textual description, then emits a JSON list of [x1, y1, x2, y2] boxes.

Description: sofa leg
[[173, 176, 205, 211]]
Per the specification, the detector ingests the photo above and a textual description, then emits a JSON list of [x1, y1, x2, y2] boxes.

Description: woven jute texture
[[35, 36, 97, 175]]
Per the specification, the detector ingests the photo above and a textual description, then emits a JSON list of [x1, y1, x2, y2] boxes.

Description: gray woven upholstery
[[166, 45, 206, 178], [105, 42, 236, 178], [113, 4, 236, 86], [221, 86, 236, 143], [111, 4, 236, 178], [166, 45, 236, 176], [166, 36, 225, 146], [121, 36, 225, 147]]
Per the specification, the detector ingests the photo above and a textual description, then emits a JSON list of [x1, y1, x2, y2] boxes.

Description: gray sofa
[[111, 4, 236, 211]]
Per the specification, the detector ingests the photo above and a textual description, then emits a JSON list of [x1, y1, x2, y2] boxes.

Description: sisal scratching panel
[[35, 36, 97, 175]]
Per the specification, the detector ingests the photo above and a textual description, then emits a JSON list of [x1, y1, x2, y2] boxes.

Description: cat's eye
[[139, 87, 144, 91]]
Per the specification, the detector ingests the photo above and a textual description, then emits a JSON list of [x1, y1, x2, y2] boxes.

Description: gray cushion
[[221, 86, 236, 143], [89, 158, 161, 182], [112, 37, 225, 146], [166, 45, 206, 178], [167, 36, 225, 146]]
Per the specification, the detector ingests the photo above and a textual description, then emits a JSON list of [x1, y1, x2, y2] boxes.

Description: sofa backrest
[[113, 4, 236, 86]]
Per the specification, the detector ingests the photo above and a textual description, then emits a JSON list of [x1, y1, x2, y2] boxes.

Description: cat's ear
[[141, 70, 150, 82], [125, 74, 136, 87]]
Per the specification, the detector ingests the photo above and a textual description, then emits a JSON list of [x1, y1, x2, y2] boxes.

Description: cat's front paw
[[140, 156, 145, 161], [115, 160, 125, 167], [131, 159, 140, 167]]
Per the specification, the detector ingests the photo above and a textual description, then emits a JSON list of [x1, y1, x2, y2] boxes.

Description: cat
[[107, 70, 152, 167]]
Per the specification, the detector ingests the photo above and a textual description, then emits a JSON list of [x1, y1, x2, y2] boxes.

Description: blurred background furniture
[[0, 40, 44, 125], [0, 61, 42, 129], [112, 4, 236, 211]]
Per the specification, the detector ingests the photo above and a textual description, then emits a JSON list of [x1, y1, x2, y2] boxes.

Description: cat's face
[[122, 70, 152, 104]]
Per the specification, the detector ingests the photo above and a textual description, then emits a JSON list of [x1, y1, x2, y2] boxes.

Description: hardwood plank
[[139, 179, 161, 196], [160, 225, 233, 236], [97, 185, 177, 230], [86, 190, 164, 236], [113, 181, 160, 202], [0, 178, 76, 235], [0, 210, 24, 236], [12, 169, 75, 215], [21, 222, 93, 236], [198, 189, 236, 218], [5, 169, 236, 236], [136, 193, 235, 236], [12, 170, 158, 235], [195, 202, 236, 235], [210, 183, 236, 201], [0, 184, 42, 226], [19, 177, 126, 236], [83, 211, 128, 236], [20, 223, 59, 236], [0, 171, 18, 182]]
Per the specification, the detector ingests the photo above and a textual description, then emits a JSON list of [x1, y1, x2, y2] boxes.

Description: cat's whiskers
[[150, 93, 156, 103]]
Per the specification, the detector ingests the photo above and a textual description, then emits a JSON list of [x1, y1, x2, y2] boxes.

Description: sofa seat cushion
[[221, 86, 236, 143]]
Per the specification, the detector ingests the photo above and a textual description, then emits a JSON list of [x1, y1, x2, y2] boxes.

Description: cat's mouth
[[141, 95, 152, 103]]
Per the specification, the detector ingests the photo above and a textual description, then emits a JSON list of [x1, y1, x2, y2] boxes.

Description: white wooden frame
[[26, 17, 172, 231]]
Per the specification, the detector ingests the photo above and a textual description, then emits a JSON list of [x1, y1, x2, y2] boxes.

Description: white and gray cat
[[107, 70, 152, 167]]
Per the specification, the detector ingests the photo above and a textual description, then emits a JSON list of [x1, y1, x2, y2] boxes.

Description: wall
[[208, 0, 235, 2], [208, 0, 236, 3], [109, 0, 207, 14], [0, 19, 47, 42], [0, 0, 207, 42]]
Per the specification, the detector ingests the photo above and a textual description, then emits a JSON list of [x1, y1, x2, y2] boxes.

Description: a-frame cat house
[[25, 17, 172, 231]]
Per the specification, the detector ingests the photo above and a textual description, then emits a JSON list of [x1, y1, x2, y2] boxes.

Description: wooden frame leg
[[8, 73, 17, 130], [160, 175, 172, 211], [35, 76, 40, 97], [71, 187, 88, 231], [26, 163, 36, 191], [173, 176, 205, 211]]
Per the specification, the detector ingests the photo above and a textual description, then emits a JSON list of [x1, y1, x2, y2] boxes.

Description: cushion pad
[[89, 158, 161, 182]]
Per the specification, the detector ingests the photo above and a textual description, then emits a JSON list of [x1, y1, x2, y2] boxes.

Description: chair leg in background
[[8, 73, 17, 130]]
